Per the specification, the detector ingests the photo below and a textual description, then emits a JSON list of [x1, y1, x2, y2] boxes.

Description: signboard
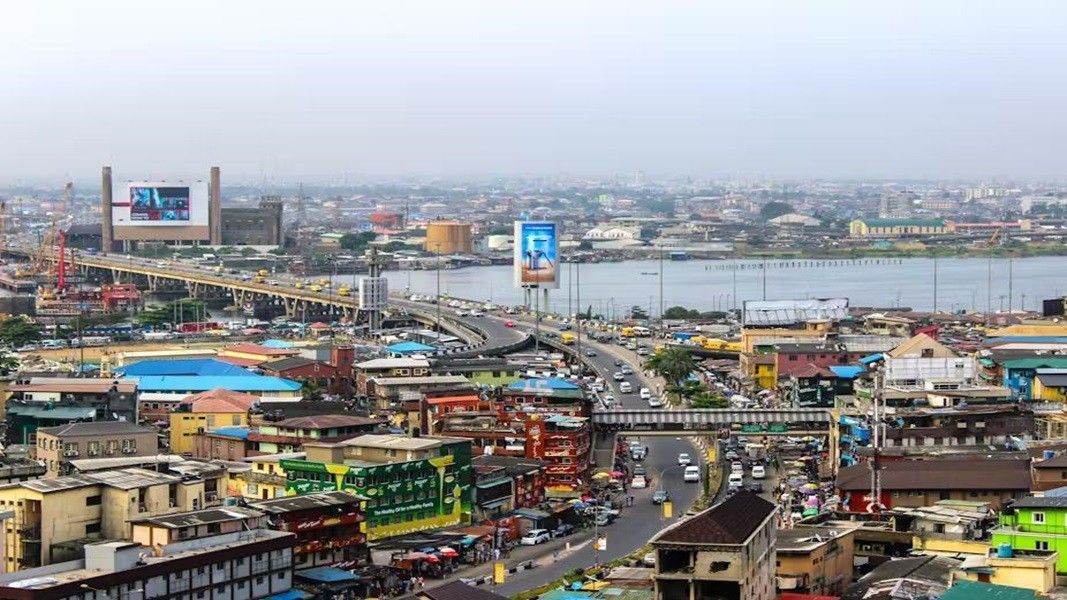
[[513, 221, 559, 289], [112, 180, 209, 228], [359, 277, 388, 310], [130, 186, 190, 221]]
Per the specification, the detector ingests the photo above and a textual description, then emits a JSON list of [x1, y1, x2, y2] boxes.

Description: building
[[469, 455, 548, 520], [992, 495, 1067, 576], [1033, 369, 1067, 402], [220, 198, 284, 246], [1032, 454, 1067, 492], [848, 218, 950, 238], [278, 434, 472, 541], [131, 506, 267, 546], [3, 378, 139, 438], [248, 491, 369, 571], [424, 221, 473, 253], [775, 525, 856, 597], [218, 343, 301, 367], [651, 491, 777, 600], [259, 346, 355, 396], [132, 374, 302, 404], [954, 547, 1057, 594], [841, 555, 959, 600], [366, 376, 473, 410], [768, 213, 820, 227], [238, 452, 303, 501], [415, 580, 507, 600], [878, 191, 919, 218], [36, 421, 159, 477], [0, 464, 226, 570], [881, 405, 1034, 450], [836, 458, 1031, 511], [169, 389, 259, 455], [0, 529, 295, 600], [355, 357, 431, 396]]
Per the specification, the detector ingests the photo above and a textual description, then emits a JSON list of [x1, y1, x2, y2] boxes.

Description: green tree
[[0, 352, 19, 375], [690, 391, 728, 408], [663, 306, 700, 320], [629, 305, 648, 320], [0, 318, 42, 346], [135, 300, 207, 328], [644, 347, 698, 401], [639, 226, 658, 240], [760, 201, 795, 221], [339, 231, 377, 252], [577, 240, 593, 250]]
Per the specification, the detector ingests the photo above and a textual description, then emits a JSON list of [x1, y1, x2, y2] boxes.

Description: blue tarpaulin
[[829, 365, 865, 379], [858, 353, 885, 365], [294, 567, 360, 583]]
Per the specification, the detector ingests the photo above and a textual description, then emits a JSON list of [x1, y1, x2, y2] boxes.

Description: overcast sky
[[4, 1, 1067, 184]]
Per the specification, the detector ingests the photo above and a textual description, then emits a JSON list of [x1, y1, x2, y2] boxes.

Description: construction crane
[[0, 199, 7, 261], [25, 182, 72, 279]]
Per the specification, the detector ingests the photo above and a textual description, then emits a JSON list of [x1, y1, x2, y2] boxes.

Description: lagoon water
[[378, 257, 1067, 316]]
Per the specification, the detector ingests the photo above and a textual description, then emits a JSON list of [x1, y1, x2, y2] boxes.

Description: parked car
[[552, 523, 575, 538], [639, 387, 652, 400], [614, 359, 624, 367], [631, 475, 648, 489], [520, 529, 551, 545], [648, 396, 665, 408], [651, 490, 671, 504], [677, 453, 692, 466], [504, 320, 516, 328], [746, 481, 764, 493], [621, 366, 633, 375]]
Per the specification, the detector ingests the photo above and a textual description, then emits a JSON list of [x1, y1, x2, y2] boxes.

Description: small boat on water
[[641, 271, 659, 275]]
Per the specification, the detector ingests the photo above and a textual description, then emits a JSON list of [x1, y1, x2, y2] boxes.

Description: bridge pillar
[[146, 275, 157, 292]]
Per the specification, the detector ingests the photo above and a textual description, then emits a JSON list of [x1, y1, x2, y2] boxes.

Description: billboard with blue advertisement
[[514, 221, 559, 289]]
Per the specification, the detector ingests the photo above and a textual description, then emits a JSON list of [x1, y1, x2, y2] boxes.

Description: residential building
[[36, 421, 159, 477], [249, 491, 369, 570], [258, 346, 356, 396], [836, 458, 1031, 511], [841, 555, 959, 600], [220, 198, 284, 246], [117, 359, 254, 423], [0, 464, 225, 570], [278, 434, 472, 541], [1033, 369, 1067, 402], [239, 452, 303, 501], [132, 375, 302, 404], [169, 389, 259, 455], [992, 496, 1067, 575], [894, 500, 998, 557], [470, 455, 546, 510], [775, 525, 856, 597], [881, 405, 1034, 450], [848, 217, 950, 237], [366, 376, 473, 410], [354, 358, 430, 396], [131, 506, 267, 546], [955, 547, 1057, 594], [651, 491, 777, 600], [940, 580, 1040, 600], [0, 530, 295, 600], [2, 378, 139, 436], [1032, 453, 1067, 492]]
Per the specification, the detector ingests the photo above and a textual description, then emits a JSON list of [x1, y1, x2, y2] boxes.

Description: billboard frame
[[513, 221, 560, 290]]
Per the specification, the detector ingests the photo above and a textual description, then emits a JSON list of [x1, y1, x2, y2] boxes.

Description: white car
[[731, 461, 743, 473], [684, 466, 701, 483], [677, 453, 692, 466], [727, 472, 743, 488], [520, 529, 551, 545], [619, 382, 632, 393], [648, 396, 665, 408], [751, 465, 766, 479], [631, 475, 648, 489], [613, 372, 625, 381], [639, 387, 652, 400]]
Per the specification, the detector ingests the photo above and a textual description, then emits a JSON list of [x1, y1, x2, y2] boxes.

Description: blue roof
[[858, 353, 885, 365], [132, 375, 302, 393], [387, 341, 436, 354], [208, 427, 250, 440], [293, 567, 360, 583], [261, 339, 295, 348], [116, 359, 253, 377], [508, 377, 580, 391], [262, 590, 311, 600], [987, 336, 1067, 344], [829, 365, 865, 379]]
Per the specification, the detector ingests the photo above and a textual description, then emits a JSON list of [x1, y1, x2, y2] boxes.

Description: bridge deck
[[591, 408, 832, 426]]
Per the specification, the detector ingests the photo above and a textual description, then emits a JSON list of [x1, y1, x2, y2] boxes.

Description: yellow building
[[237, 452, 302, 501], [168, 389, 257, 455], [739, 326, 828, 389], [424, 221, 473, 253], [848, 218, 951, 238], [1033, 370, 1067, 402], [955, 547, 1058, 594]]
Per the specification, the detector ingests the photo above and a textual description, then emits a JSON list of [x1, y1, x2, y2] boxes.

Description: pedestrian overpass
[[590, 407, 833, 435]]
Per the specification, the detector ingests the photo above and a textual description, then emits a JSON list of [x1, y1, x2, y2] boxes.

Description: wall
[[171, 411, 248, 454]]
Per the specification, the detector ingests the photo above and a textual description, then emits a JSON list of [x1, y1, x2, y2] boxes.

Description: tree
[[639, 226, 658, 241], [663, 306, 700, 320], [629, 305, 648, 320], [339, 231, 377, 252], [644, 347, 698, 401], [690, 392, 728, 409], [577, 240, 593, 250], [135, 300, 207, 328], [0, 317, 42, 346], [760, 201, 795, 221], [0, 352, 19, 375]]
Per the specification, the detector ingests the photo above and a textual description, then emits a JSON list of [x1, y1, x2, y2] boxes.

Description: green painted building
[[992, 496, 1067, 574], [279, 434, 472, 541]]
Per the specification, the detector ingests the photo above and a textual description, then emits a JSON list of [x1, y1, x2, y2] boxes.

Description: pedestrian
[[493, 547, 501, 561], [418, 576, 425, 589]]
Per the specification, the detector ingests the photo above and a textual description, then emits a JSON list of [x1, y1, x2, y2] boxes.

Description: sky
[[3, 1, 1067, 184]]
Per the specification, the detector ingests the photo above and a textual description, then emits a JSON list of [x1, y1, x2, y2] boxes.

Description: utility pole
[[1008, 255, 1014, 314], [534, 284, 541, 355], [575, 258, 582, 367], [732, 259, 738, 313], [435, 243, 442, 342], [567, 261, 572, 318], [932, 256, 938, 313], [658, 246, 664, 322], [761, 256, 767, 301], [986, 250, 993, 325], [869, 367, 883, 513]]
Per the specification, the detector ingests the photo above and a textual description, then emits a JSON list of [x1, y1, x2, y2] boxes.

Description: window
[[1036, 540, 1050, 551], [86, 495, 101, 506], [1033, 512, 1046, 524], [276, 573, 285, 580], [85, 522, 101, 535]]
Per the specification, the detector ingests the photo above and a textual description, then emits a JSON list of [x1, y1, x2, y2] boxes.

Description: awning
[[294, 567, 361, 583], [478, 497, 511, 510], [263, 591, 311, 600]]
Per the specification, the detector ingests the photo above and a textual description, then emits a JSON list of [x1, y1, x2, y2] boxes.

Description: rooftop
[[116, 358, 252, 377], [38, 420, 155, 438], [855, 218, 946, 227], [386, 341, 437, 354], [652, 491, 776, 546], [836, 458, 1032, 492], [85, 468, 181, 490], [272, 414, 385, 429], [8, 379, 137, 394], [179, 388, 260, 413], [340, 433, 466, 451], [1011, 496, 1067, 509], [355, 357, 431, 369], [369, 375, 470, 386], [259, 356, 323, 372], [777, 525, 857, 552], [133, 506, 263, 529], [249, 490, 366, 513], [224, 343, 299, 356], [417, 580, 508, 600], [133, 375, 302, 393]]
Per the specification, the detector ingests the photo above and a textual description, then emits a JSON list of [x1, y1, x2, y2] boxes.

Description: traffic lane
[[491, 436, 705, 596]]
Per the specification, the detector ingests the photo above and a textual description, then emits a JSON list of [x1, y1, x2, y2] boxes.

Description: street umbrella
[[425, 554, 440, 563], [803, 508, 819, 517], [417, 546, 437, 553], [438, 547, 459, 557], [593, 472, 611, 479], [610, 471, 625, 478], [800, 487, 819, 495], [802, 483, 818, 490]]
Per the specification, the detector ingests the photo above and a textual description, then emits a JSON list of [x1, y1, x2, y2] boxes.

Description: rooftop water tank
[[997, 543, 1014, 558]]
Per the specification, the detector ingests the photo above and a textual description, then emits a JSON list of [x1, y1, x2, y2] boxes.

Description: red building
[[524, 414, 591, 492], [774, 343, 866, 380], [248, 490, 369, 570], [259, 346, 355, 396]]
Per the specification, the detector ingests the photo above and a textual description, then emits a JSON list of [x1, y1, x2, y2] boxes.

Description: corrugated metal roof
[[742, 298, 848, 326], [117, 359, 253, 377], [132, 375, 301, 392]]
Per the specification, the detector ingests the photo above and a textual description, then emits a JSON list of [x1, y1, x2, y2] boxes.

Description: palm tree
[[645, 347, 698, 402]]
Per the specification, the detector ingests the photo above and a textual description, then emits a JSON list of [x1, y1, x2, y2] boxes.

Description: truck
[[560, 332, 577, 345], [745, 442, 766, 462]]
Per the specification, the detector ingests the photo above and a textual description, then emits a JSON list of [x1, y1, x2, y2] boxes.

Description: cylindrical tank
[[997, 543, 1014, 558], [424, 221, 473, 253]]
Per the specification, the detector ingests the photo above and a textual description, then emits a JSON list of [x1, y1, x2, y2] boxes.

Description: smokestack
[[101, 166, 113, 254], [209, 166, 221, 245]]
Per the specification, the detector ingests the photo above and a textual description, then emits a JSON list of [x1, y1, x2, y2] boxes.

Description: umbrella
[[802, 483, 818, 490], [803, 508, 819, 517], [569, 498, 584, 504], [593, 472, 611, 479], [800, 487, 819, 495], [610, 471, 625, 478], [425, 554, 440, 563], [417, 546, 437, 553], [438, 547, 459, 557], [403, 552, 429, 560]]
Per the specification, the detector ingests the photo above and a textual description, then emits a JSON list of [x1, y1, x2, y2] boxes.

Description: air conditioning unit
[[105, 448, 115, 455], [122, 447, 136, 454], [63, 450, 79, 457]]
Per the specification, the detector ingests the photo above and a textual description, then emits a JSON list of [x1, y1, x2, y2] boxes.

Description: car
[[594, 513, 615, 527], [614, 359, 624, 367], [651, 490, 670, 504], [520, 529, 551, 545], [648, 396, 665, 408], [630, 475, 648, 489], [621, 366, 633, 375], [677, 453, 692, 466], [591, 382, 605, 392], [727, 472, 743, 488], [746, 481, 764, 493], [639, 387, 652, 400], [455, 310, 468, 317], [584, 349, 597, 357], [603, 394, 616, 406], [552, 523, 575, 538], [559, 323, 572, 331], [731, 461, 743, 473], [504, 320, 516, 328], [613, 372, 625, 381], [633, 465, 647, 477], [725, 450, 739, 461], [751, 465, 766, 479], [684, 466, 701, 482], [636, 347, 650, 356], [619, 381, 632, 393]]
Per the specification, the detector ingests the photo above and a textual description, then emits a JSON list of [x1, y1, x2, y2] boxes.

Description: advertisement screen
[[514, 221, 559, 289], [129, 186, 191, 222]]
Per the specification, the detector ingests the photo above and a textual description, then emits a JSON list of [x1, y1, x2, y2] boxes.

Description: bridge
[[9, 250, 531, 357], [591, 407, 833, 434]]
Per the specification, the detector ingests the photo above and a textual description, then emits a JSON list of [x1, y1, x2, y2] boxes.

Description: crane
[[0, 199, 7, 261], [27, 182, 72, 279]]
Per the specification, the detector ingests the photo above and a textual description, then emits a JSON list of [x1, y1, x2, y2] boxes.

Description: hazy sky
[[4, 1, 1067, 183]]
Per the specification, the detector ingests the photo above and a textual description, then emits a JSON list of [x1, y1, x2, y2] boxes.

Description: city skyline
[[4, 1, 1067, 182]]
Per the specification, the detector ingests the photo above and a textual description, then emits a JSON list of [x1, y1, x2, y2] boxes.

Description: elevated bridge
[[591, 407, 833, 435]]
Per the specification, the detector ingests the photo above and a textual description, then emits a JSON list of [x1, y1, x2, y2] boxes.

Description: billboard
[[514, 221, 559, 289], [358, 277, 388, 310], [112, 181, 209, 228]]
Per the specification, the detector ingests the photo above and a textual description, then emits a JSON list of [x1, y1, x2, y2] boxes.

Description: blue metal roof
[[262, 590, 311, 600], [116, 359, 253, 377], [387, 341, 436, 354], [132, 375, 302, 392], [208, 427, 250, 439], [507, 377, 580, 391], [261, 339, 295, 348], [294, 567, 360, 583], [858, 353, 885, 365], [829, 366, 865, 379]]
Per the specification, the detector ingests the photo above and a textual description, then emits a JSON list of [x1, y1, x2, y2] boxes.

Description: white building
[[583, 225, 641, 240]]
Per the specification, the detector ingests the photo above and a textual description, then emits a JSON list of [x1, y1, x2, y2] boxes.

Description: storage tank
[[424, 221, 473, 253], [997, 543, 1014, 558]]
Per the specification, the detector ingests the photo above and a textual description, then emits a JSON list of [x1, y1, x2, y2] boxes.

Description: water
[[374, 257, 1067, 315]]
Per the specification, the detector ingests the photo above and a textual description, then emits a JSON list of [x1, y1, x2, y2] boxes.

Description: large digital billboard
[[514, 221, 559, 289], [130, 186, 190, 222], [112, 180, 209, 228]]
